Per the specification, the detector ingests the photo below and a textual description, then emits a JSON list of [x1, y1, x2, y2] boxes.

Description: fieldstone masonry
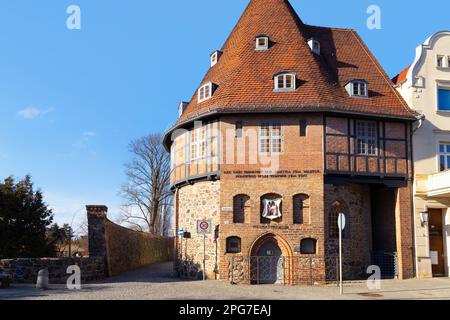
[[0, 257, 105, 284], [175, 181, 221, 279]]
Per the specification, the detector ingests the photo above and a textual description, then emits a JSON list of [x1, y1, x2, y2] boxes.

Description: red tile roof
[[175, 0, 417, 127], [392, 65, 411, 85]]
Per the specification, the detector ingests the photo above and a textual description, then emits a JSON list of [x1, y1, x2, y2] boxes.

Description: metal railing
[[228, 253, 398, 285], [371, 251, 399, 279], [228, 256, 339, 286]]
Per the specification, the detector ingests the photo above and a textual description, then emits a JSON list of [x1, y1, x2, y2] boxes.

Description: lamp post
[[337, 213, 346, 296]]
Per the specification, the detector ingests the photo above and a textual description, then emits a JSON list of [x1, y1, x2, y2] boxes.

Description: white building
[[393, 31, 450, 278]]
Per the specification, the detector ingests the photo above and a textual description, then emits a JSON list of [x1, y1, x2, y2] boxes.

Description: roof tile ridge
[[303, 24, 355, 32]]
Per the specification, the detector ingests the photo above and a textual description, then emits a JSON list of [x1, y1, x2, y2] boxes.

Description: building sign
[[262, 199, 282, 220], [223, 169, 321, 179]]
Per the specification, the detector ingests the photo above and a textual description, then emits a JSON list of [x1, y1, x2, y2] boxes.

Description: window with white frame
[[198, 83, 213, 103], [210, 51, 221, 67], [274, 73, 296, 91], [190, 126, 206, 161], [348, 80, 368, 97], [259, 123, 283, 154], [439, 142, 450, 172], [255, 36, 269, 50], [356, 121, 377, 156]]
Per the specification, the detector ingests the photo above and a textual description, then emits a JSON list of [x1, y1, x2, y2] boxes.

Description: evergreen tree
[[0, 175, 55, 258]]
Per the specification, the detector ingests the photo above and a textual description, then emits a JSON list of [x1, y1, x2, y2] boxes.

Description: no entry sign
[[197, 219, 212, 234]]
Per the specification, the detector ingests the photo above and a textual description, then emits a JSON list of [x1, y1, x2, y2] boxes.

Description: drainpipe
[[410, 113, 425, 278]]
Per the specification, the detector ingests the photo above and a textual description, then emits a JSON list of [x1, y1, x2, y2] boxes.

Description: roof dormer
[[255, 35, 269, 50], [210, 50, 222, 67], [308, 38, 320, 55], [178, 101, 188, 118], [198, 82, 216, 103], [346, 80, 369, 98]]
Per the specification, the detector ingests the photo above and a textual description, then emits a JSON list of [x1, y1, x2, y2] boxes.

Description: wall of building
[[0, 257, 105, 284], [324, 184, 372, 280], [173, 113, 416, 283], [217, 114, 326, 284], [395, 31, 450, 278], [175, 181, 221, 279]]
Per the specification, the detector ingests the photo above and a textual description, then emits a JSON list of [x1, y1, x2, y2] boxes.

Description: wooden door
[[429, 209, 445, 277]]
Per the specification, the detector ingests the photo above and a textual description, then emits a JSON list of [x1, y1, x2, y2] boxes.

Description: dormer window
[[255, 36, 269, 50], [346, 80, 368, 98], [198, 82, 214, 103], [210, 51, 222, 67], [308, 38, 320, 55], [274, 73, 296, 91], [178, 101, 188, 118]]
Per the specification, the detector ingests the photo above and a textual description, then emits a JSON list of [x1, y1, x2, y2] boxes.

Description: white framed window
[[259, 122, 284, 154], [274, 73, 296, 91], [439, 142, 450, 172], [356, 121, 377, 156], [255, 36, 269, 50], [308, 38, 320, 55], [437, 55, 444, 68], [346, 80, 368, 98], [198, 83, 213, 103], [210, 51, 222, 67], [190, 126, 207, 161]]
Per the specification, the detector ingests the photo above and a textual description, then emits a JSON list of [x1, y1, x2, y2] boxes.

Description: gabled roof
[[175, 0, 417, 127], [392, 65, 411, 85]]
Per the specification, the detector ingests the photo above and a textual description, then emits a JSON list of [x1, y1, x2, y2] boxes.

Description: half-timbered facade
[[164, 0, 419, 284]]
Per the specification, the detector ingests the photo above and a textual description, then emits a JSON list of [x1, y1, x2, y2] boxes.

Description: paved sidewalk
[[1, 262, 450, 300]]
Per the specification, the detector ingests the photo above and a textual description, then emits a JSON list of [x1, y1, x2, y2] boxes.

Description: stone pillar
[[87, 205, 108, 258]]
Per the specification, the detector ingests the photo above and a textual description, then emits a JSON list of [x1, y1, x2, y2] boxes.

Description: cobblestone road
[[1, 262, 450, 300]]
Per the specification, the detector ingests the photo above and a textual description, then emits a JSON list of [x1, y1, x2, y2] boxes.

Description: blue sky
[[0, 0, 448, 230]]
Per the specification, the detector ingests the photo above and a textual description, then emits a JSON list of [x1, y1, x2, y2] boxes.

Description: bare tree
[[161, 203, 174, 237], [120, 133, 173, 235]]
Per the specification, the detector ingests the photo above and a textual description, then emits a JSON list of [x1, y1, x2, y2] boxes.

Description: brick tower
[[164, 0, 418, 284]]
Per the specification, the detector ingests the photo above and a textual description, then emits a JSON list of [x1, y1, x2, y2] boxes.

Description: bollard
[[36, 269, 49, 290]]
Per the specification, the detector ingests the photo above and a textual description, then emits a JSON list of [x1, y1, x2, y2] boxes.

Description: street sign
[[196, 220, 212, 281], [197, 220, 212, 234], [178, 228, 184, 237], [337, 213, 346, 231], [337, 212, 346, 296]]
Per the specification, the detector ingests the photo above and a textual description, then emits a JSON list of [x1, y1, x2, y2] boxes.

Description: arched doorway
[[250, 234, 292, 285]]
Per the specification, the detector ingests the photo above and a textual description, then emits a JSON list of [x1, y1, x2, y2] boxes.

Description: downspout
[[410, 113, 425, 278]]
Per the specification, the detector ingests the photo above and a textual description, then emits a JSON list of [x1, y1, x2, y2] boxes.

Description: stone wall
[[87, 205, 175, 277], [324, 184, 372, 280], [0, 257, 105, 284], [175, 181, 221, 280]]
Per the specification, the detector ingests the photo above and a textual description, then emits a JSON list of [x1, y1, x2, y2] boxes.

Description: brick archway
[[250, 233, 293, 257], [249, 233, 294, 285]]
